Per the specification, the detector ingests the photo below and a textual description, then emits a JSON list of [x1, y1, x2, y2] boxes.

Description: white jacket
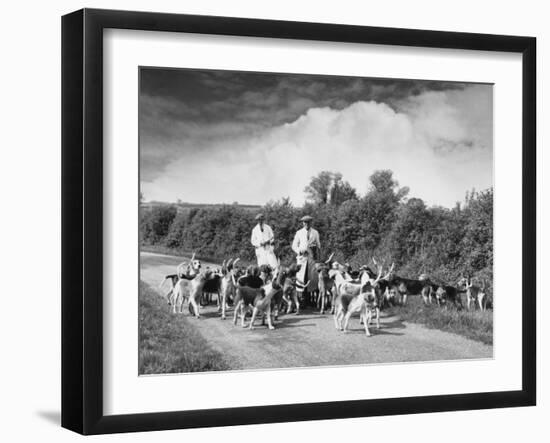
[[292, 227, 321, 256], [251, 223, 277, 268], [250, 223, 274, 248]]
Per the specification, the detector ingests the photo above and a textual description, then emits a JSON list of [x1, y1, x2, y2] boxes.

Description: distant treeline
[[140, 170, 493, 293]]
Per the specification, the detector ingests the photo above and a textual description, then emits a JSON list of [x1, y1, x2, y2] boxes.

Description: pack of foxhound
[[159, 253, 491, 336]]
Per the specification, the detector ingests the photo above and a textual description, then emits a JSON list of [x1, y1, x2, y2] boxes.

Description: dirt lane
[[141, 251, 493, 370]]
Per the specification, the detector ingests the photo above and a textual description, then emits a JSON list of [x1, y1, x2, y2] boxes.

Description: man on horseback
[[291, 215, 321, 299]]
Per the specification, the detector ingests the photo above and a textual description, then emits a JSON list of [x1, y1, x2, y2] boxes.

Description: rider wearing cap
[[291, 215, 321, 293]]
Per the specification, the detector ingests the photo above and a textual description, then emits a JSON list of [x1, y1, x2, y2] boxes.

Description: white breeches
[[256, 247, 278, 269], [296, 255, 308, 287]]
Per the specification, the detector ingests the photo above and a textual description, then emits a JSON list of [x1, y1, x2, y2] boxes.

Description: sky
[[139, 68, 493, 208]]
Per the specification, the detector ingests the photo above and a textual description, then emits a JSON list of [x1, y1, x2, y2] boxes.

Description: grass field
[[140, 244, 255, 268], [386, 296, 493, 345], [139, 281, 230, 374]]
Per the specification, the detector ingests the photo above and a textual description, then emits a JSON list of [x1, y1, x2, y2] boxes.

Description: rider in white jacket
[[250, 213, 278, 269], [291, 215, 321, 291]]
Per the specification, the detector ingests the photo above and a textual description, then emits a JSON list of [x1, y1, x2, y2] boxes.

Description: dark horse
[[298, 248, 333, 307]]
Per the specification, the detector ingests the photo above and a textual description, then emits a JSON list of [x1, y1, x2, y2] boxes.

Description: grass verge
[[139, 280, 230, 374], [386, 297, 493, 345]]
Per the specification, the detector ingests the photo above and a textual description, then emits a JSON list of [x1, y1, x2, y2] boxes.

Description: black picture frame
[[61, 8, 536, 435]]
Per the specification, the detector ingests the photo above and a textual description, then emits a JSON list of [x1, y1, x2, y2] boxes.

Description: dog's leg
[[375, 308, 380, 329], [172, 290, 178, 314], [333, 308, 340, 330], [273, 300, 280, 321], [402, 293, 408, 305], [266, 306, 275, 330], [176, 291, 182, 314], [170, 286, 176, 313], [163, 277, 176, 305], [343, 311, 352, 333], [241, 303, 247, 328], [320, 288, 325, 315], [249, 307, 258, 330], [166, 288, 175, 305], [294, 291, 300, 315], [232, 300, 240, 325], [339, 310, 346, 331], [221, 289, 226, 320], [283, 295, 291, 314], [178, 285, 186, 314], [233, 300, 241, 325], [189, 291, 200, 318], [363, 308, 371, 336], [183, 294, 190, 315]]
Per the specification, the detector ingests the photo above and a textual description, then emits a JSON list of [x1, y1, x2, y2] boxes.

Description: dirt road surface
[[141, 251, 493, 370]]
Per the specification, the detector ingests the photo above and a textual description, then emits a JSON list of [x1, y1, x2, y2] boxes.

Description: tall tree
[[329, 178, 358, 206], [304, 171, 334, 204], [305, 171, 357, 206]]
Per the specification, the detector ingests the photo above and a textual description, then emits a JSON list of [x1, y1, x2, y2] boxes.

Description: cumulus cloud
[[141, 84, 492, 207]]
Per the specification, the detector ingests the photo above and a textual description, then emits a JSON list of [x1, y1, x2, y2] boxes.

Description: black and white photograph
[[139, 68, 494, 375]]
